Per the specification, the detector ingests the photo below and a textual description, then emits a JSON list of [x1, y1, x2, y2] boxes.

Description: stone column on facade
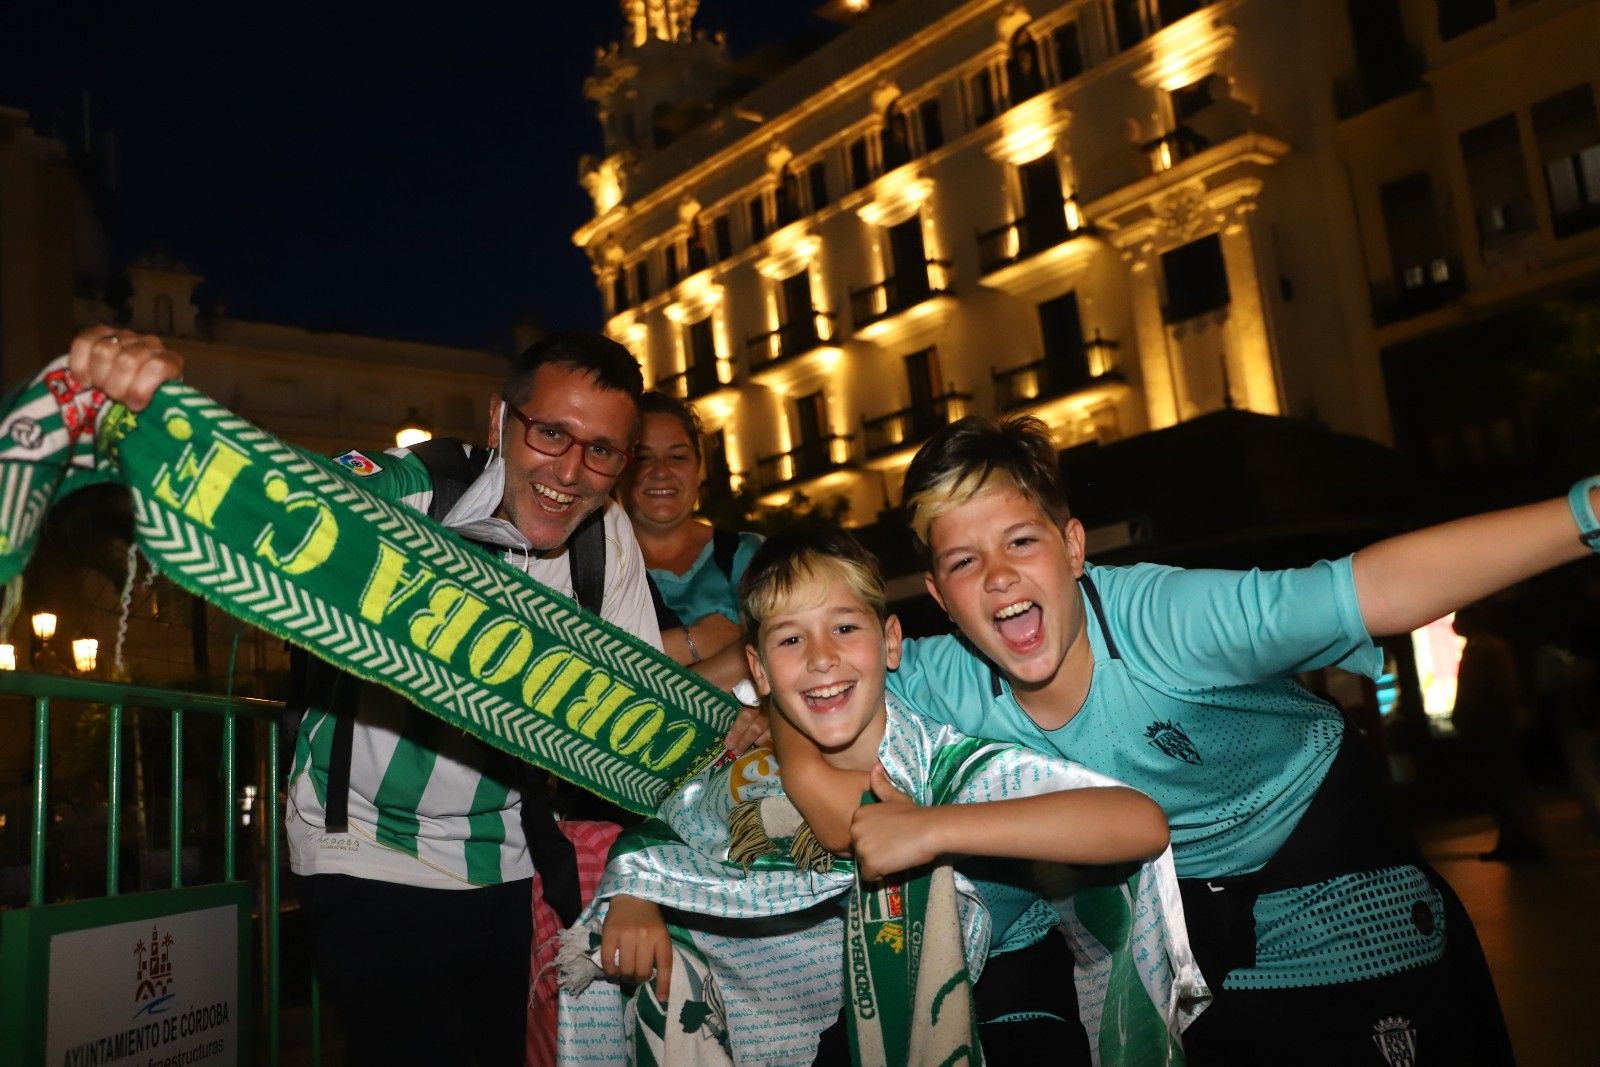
[[1119, 239, 1182, 430], [1216, 198, 1283, 416]]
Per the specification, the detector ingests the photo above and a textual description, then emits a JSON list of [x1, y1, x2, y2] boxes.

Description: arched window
[[1008, 26, 1043, 102]]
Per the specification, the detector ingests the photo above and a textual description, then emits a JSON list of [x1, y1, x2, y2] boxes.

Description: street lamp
[[31, 612, 57, 642], [71, 638, 99, 674], [395, 409, 433, 449], [0, 644, 15, 671]]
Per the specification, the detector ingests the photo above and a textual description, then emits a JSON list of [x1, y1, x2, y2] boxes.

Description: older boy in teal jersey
[[777, 415, 1600, 1065]]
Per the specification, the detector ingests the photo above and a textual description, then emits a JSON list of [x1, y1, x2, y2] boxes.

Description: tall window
[[793, 390, 831, 477], [847, 134, 875, 191], [1007, 29, 1044, 103], [1050, 20, 1083, 83], [1112, 0, 1147, 50], [610, 271, 629, 312], [1037, 292, 1088, 391], [1532, 85, 1600, 238], [969, 68, 1001, 126], [748, 192, 770, 243], [686, 317, 718, 396], [664, 241, 684, 288], [887, 217, 931, 299], [1380, 172, 1450, 290], [780, 271, 813, 330], [807, 160, 830, 211], [702, 428, 731, 500], [1019, 156, 1067, 248], [1459, 115, 1535, 245], [918, 99, 944, 153], [711, 214, 732, 261], [1161, 234, 1230, 322], [633, 260, 651, 303], [883, 107, 913, 171]]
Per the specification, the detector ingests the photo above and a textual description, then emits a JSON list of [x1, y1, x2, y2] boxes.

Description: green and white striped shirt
[[285, 444, 662, 888]]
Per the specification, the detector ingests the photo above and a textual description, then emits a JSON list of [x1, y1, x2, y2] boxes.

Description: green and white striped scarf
[[557, 697, 1208, 1066], [0, 360, 735, 813]]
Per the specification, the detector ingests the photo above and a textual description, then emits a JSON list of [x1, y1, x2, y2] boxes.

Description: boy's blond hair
[[738, 524, 887, 642], [902, 415, 1072, 551]]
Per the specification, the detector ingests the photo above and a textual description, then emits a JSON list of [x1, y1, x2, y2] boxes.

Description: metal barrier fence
[[0, 670, 316, 1065]]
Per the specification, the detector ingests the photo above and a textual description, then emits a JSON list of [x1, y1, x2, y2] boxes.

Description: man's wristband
[[683, 623, 702, 664], [1569, 475, 1600, 553]]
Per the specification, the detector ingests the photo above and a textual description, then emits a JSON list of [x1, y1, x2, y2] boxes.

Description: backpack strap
[[406, 437, 491, 522], [647, 573, 683, 631], [567, 509, 607, 616], [711, 527, 742, 582]]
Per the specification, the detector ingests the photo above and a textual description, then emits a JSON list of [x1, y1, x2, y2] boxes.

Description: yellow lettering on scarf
[[408, 582, 490, 662], [638, 717, 699, 772], [565, 676, 635, 740], [467, 618, 535, 686], [606, 700, 664, 758], [151, 424, 252, 529], [254, 472, 339, 575], [358, 541, 434, 624], [521, 649, 589, 712]]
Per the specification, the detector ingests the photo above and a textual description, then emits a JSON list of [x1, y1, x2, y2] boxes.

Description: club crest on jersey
[[333, 450, 383, 477], [1145, 720, 1202, 764], [1372, 1016, 1416, 1067]]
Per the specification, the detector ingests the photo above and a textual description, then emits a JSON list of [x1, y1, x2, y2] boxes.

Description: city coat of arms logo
[[134, 924, 177, 1017]]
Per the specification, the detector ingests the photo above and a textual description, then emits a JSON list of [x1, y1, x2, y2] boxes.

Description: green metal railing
[[0, 670, 310, 1064]]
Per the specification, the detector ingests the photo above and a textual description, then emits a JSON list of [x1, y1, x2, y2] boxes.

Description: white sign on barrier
[[46, 904, 240, 1067]]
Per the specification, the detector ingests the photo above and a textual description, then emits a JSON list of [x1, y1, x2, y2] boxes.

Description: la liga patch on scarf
[[0, 361, 737, 814]]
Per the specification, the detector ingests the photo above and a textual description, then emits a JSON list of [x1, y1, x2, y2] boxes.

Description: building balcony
[[977, 209, 1093, 277], [993, 338, 1123, 411], [655, 358, 725, 401], [753, 434, 857, 495], [745, 312, 836, 374], [862, 391, 973, 462], [849, 262, 953, 340], [1371, 256, 1465, 326], [1141, 126, 1211, 174]]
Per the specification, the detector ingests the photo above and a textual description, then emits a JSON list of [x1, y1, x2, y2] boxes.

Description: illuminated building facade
[[575, 0, 1600, 544]]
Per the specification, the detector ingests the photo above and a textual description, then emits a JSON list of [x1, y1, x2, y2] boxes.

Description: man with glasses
[[288, 331, 664, 1066], [64, 327, 662, 1065]]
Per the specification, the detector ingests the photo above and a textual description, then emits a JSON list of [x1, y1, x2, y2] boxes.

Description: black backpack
[[292, 437, 607, 923]]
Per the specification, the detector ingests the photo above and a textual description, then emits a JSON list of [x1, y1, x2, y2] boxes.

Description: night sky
[[1, 2, 830, 351]]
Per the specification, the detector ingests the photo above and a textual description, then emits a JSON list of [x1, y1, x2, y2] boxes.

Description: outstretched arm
[[1353, 485, 1597, 636], [850, 765, 1168, 881], [770, 712, 867, 854]]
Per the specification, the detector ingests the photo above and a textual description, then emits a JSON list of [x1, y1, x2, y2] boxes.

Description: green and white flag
[[557, 697, 1208, 1066], [0, 361, 736, 814]]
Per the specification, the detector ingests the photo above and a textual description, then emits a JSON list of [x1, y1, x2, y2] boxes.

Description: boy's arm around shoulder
[[770, 712, 869, 853], [850, 764, 1168, 882]]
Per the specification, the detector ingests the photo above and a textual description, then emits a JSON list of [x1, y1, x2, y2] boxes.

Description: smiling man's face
[[489, 362, 638, 552]]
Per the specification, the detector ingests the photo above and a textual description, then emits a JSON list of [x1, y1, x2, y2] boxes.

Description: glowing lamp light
[[31, 612, 57, 642], [1064, 190, 1084, 233], [395, 409, 433, 449], [71, 638, 98, 674], [0, 644, 15, 671]]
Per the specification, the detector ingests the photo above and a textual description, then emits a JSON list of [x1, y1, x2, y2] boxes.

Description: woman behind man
[[622, 391, 761, 688]]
